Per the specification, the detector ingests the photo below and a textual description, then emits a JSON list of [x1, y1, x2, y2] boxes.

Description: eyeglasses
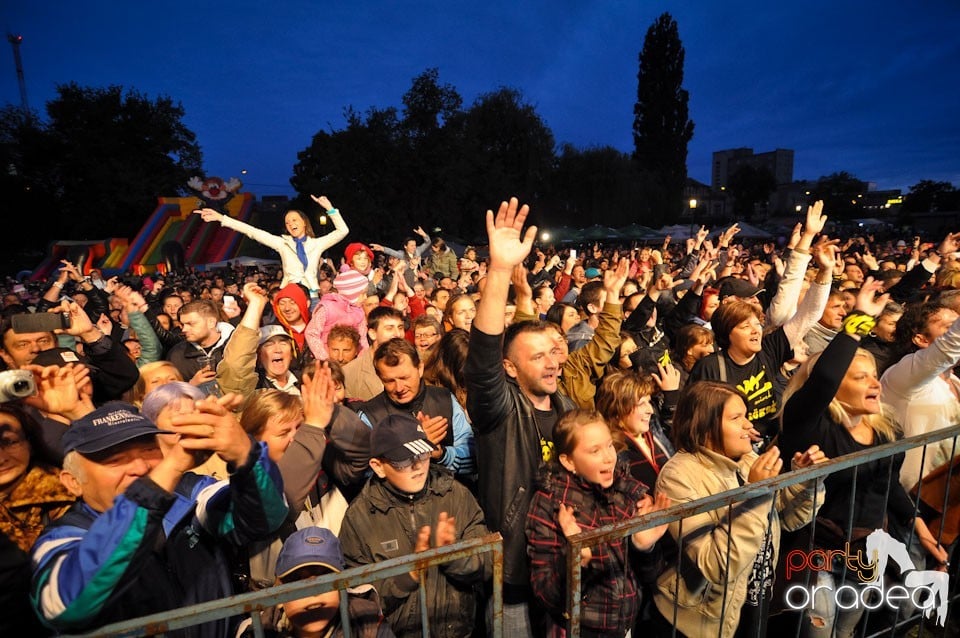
[[386, 451, 431, 471], [415, 332, 437, 339], [0, 434, 26, 451]]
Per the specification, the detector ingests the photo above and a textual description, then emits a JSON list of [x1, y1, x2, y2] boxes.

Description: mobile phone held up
[[11, 312, 70, 334]]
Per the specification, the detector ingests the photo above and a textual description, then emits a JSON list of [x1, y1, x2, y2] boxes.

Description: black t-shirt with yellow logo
[[689, 328, 793, 440]]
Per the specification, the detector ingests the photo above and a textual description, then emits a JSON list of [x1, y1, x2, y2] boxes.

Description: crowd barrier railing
[[565, 425, 960, 638], [54, 426, 960, 638], [61, 531, 504, 638]]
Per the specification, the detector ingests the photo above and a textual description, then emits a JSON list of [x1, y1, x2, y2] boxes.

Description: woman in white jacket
[[653, 381, 824, 638], [194, 194, 348, 299]]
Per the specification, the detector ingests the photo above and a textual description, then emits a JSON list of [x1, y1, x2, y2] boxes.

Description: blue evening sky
[[2, 1, 958, 198]]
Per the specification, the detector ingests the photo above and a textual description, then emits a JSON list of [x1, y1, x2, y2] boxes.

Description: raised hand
[[408, 525, 432, 581], [59, 260, 82, 283], [301, 361, 336, 428], [435, 512, 457, 547], [853, 277, 889, 317], [485, 197, 537, 271], [168, 393, 252, 465], [242, 282, 268, 305], [511, 264, 533, 303], [96, 313, 113, 335], [804, 200, 827, 236], [812, 237, 841, 270], [103, 276, 121, 295], [787, 223, 802, 250], [938, 231, 960, 257], [719, 223, 741, 247], [860, 247, 879, 272], [602, 258, 629, 300], [23, 362, 94, 420], [416, 411, 449, 457], [56, 300, 98, 343], [310, 194, 333, 211]]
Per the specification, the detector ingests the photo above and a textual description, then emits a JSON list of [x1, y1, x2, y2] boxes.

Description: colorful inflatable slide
[[103, 192, 254, 275], [29, 183, 255, 280]]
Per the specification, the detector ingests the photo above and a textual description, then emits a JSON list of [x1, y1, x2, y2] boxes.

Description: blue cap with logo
[[63, 402, 167, 455], [275, 526, 344, 580]]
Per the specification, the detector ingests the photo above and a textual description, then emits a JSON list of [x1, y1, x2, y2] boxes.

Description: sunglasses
[[386, 451, 432, 471]]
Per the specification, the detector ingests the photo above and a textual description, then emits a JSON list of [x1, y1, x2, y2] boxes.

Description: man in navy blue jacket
[[30, 399, 288, 637]]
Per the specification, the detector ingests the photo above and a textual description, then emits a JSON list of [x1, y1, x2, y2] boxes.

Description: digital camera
[[0, 369, 36, 403]]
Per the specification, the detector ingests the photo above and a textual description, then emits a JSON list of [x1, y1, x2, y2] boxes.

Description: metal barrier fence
[[53, 427, 960, 638], [565, 425, 960, 638], [62, 532, 504, 638]]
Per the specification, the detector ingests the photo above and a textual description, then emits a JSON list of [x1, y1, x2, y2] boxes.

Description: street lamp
[[689, 198, 698, 238]]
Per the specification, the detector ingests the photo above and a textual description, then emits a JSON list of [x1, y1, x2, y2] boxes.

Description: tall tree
[[292, 78, 556, 246], [633, 12, 695, 225], [449, 87, 556, 241], [0, 86, 201, 272], [727, 165, 776, 221], [549, 144, 649, 228], [904, 180, 959, 213], [291, 105, 404, 240], [0, 105, 58, 272], [812, 172, 867, 219], [400, 69, 463, 227], [44, 83, 202, 239], [401, 68, 462, 140]]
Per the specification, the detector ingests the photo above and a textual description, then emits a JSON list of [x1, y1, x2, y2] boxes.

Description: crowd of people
[[0, 194, 958, 637]]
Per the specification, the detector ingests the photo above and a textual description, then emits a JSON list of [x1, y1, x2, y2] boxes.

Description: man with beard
[[464, 197, 575, 636]]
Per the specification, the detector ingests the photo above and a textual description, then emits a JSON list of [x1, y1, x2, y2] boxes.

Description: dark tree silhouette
[[812, 172, 867, 219], [633, 12, 694, 226], [728, 165, 776, 221], [904, 180, 959, 213], [0, 86, 202, 273]]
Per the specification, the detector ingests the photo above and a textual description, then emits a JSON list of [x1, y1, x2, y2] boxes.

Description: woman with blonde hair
[[779, 278, 948, 638]]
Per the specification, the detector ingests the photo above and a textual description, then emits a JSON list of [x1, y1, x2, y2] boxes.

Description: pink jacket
[[304, 292, 368, 361]]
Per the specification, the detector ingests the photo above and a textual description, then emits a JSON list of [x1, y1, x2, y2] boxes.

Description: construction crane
[[7, 33, 29, 113]]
